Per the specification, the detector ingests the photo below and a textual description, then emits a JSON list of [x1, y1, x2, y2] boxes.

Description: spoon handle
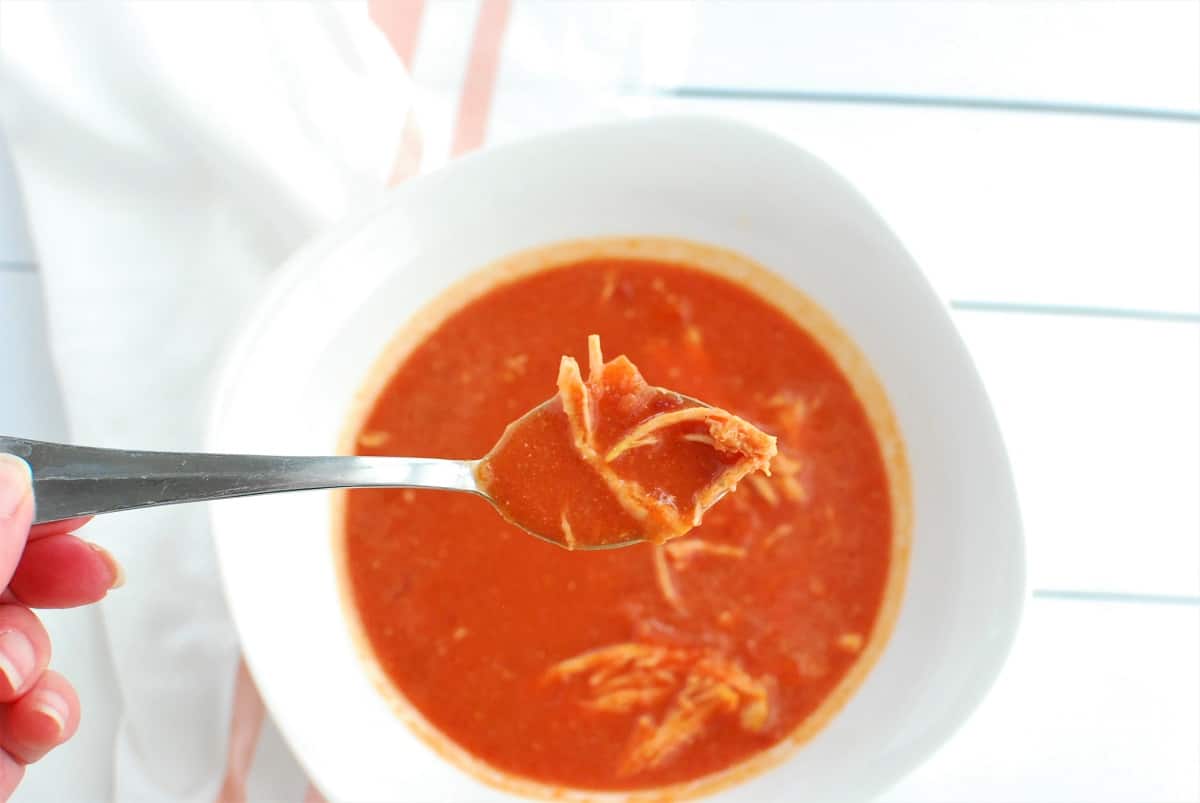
[[0, 436, 480, 525]]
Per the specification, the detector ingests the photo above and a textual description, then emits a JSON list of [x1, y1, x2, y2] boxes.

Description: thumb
[[0, 455, 34, 590]]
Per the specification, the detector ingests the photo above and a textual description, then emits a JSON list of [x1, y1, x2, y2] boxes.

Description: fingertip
[[0, 456, 32, 520], [0, 670, 80, 764], [0, 607, 49, 702], [87, 543, 124, 590], [0, 457, 34, 593], [24, 689, 70, 743], [0, 630, 36, 701], [10, 536, 123, 609]]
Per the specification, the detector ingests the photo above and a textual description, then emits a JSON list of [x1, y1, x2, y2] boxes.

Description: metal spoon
[[1, 432, 490, 522], [0, 408, 663, 550], [3, 436, 594, 555], [0, 387, 734, 550]]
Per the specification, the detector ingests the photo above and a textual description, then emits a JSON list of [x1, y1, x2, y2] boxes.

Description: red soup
[[342, 242, 905, 793]]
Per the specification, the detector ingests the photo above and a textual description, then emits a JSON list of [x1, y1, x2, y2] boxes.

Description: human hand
[[0, 454, 124, 799]]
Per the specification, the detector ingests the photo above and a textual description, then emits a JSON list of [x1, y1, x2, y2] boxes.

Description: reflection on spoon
[[2, 336, 776, 550]]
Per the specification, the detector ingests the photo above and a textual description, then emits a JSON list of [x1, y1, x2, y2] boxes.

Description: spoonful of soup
[[478, 335, 776, 548], [1, 336, 776, 550]]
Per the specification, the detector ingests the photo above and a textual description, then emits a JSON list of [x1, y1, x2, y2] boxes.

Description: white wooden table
[[2, 3, 1197, 801]]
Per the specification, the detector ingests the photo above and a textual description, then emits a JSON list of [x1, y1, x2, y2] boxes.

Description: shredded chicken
[[559, 512, 578, 551], [621, 656, 771, 775], [747, 474, 780, 507], [358, 430, 390, 448], [501, 353, 529, 381], [606, 407, 724, 463], [556, 357, 594, 454], [587, 336, 605, 380], [606, 433, 660, 458], [584, 687, 672, 713], [779, 475, 807, 503], [653, 547, 686, 614], [595, 667, 678, 694], [664, 539, 747, 569], [765, 390, 816, 439], [544, 643, 689, 684], [764, 523, 794, 549], [621, 673, 737, 775], [544, 643, 773, 776], [836, 632, 864, 653], [552, 335, 777, 544], [772, 452, 808, 503], [600, 271, 618, 303]]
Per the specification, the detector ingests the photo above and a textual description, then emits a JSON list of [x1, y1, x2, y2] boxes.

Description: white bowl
[[207, 116, 1024, 802]]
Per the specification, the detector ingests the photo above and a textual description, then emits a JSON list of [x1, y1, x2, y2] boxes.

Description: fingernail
[[0, 454, 32, 519], [88, 543, 126, 589], [30, 689, 69, 739], [0, 630, 37, 694]]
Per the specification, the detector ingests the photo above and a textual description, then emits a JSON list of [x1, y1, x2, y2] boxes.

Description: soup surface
[[343, 251, 895, 792]]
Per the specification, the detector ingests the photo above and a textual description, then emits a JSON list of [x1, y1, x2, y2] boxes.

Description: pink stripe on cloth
[[451, 0, 513, 156], [368, 0, 427, 68], [214, 7, 508, 802], [215, 659, 267, 803], [387, 107, 424, 187], [368, 0, 426, 186], [302, 783, 328, 803]]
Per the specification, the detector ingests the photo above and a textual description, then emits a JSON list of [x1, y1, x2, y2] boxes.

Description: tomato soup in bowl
[[337, 238, 911, 796], [207, 116, 1023, 803]]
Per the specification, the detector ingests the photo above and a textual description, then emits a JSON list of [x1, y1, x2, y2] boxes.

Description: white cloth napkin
[[0, 2, 410, 800], [0, 1, 700, 798]]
